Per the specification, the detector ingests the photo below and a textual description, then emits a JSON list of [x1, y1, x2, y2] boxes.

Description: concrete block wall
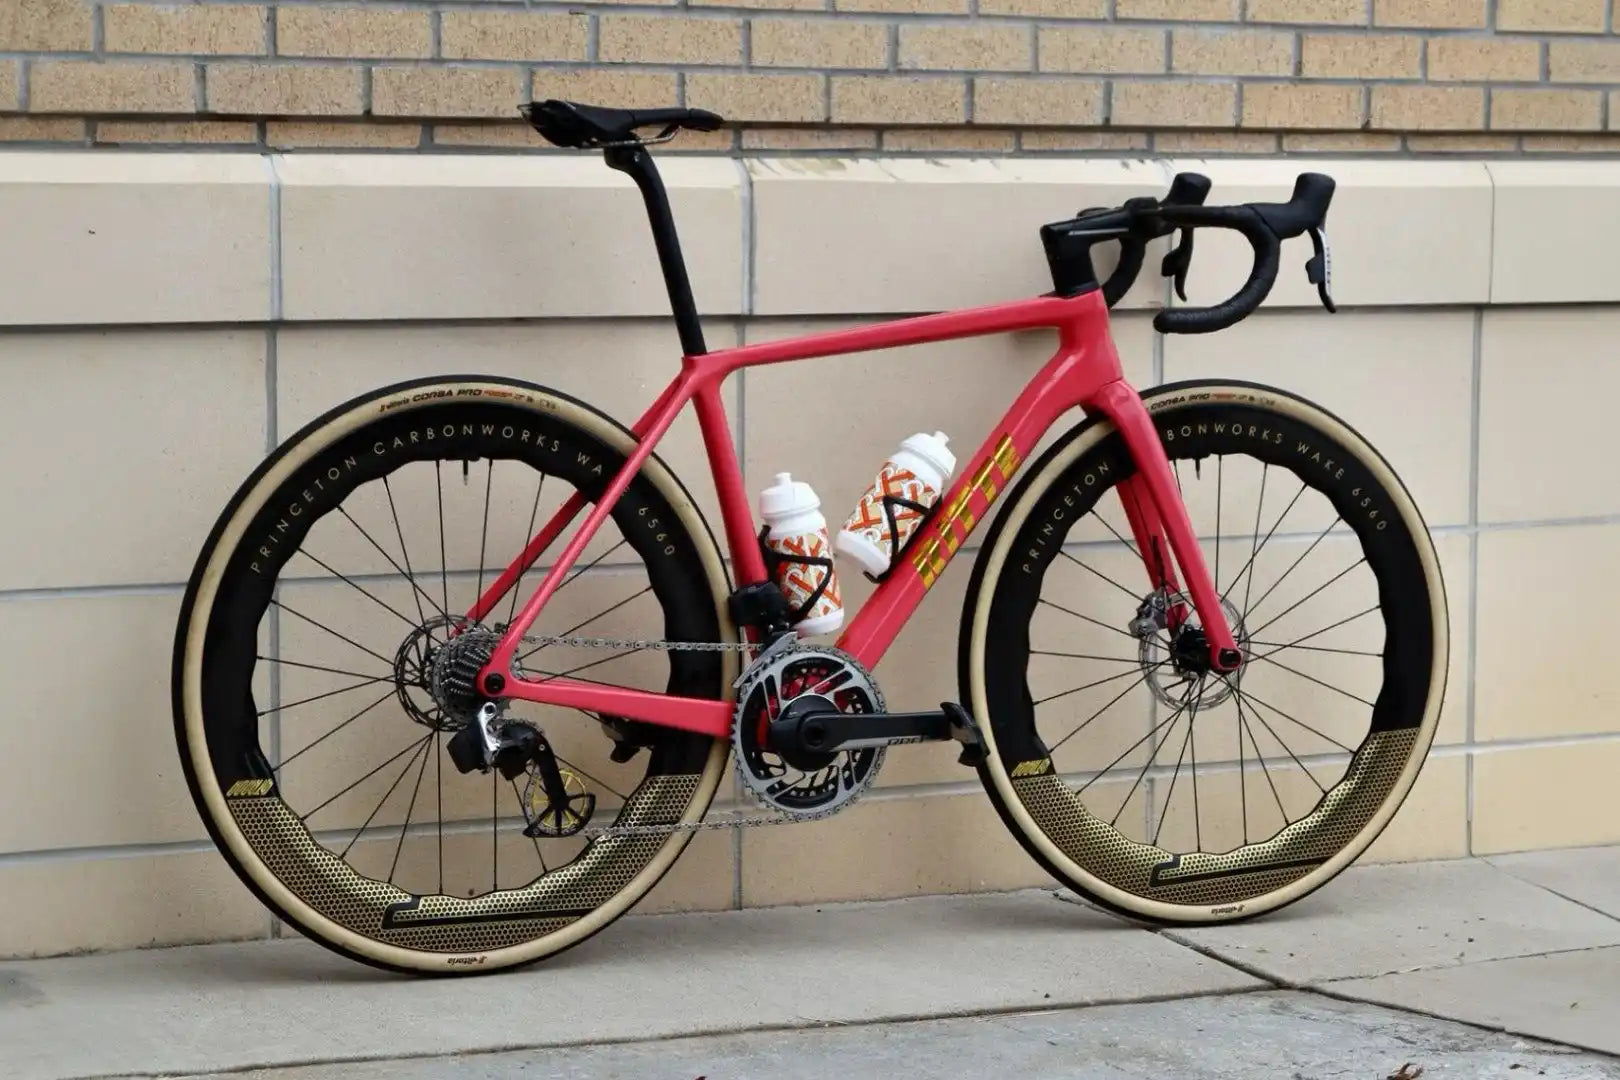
[[1, 150, 1618, 958]]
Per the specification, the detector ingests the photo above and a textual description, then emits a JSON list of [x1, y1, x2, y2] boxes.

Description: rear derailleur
[[446, 703, 596, 839]]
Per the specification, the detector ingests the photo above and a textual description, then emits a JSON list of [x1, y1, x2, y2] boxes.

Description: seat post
[[604, 144, 707, 358]]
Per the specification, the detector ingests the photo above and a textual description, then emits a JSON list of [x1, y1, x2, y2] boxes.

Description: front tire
[[960, 380, 1447, 925]]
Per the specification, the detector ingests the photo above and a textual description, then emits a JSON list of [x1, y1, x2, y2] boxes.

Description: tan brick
[[1173, 29, 1295, 76], [752, 19, 888, 69], [835, 0, 967, 12], [1242, 82, 1365, 128], [599, 15, 742, 64], [1550, 41, 1620, 83], [0, 117, 86, 141], [1110, 80, 1236, 127], [685, 73, 823, 122], [900, 24, 1029, 72], [530, 69, 679, 111], [0, 0, 93, 51], [1247, 0, 1365, 23], [1613, 90, 1620, 129], [206, 63, 362, 115], [105, 5, 265, 55], [695, 0, 815, 8], [1116, 0, 1238, 18], [742, 127, 879, 149], [1374, 0, 1486, 26], [30, 61, 194, 114], [1430, 37, 1542, 81], [1490, 87, 1602, 130], [1369, 84, 1485, 128], [1302, 33, 1421, 78], [95, 119, 257, 143], [371, 66, 524, 118], [440, 12, 586, 62], [268, 120, 422, 148], [433, 123, 540, 148], [1021, 129, 1149, 150], [982, 0, 1105, 13], [830, 75, 966, 123], [972, 77, 1102, 125], [1523, 133, 1620, 150], [1496, 0, 1606, 31], [1155, 131, 1279, 152], [882, 127, 1016, 151], [661, 127, 735, 151], [1283, 131, 1402, 150], [1405, 132, 1518, 149], [1039, 27, 1166, 75], [0, 61, 15, 111], [276, 8, 430, 59]]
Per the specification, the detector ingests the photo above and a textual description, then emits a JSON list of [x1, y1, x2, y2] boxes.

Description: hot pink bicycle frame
[[468, 287, 1238, 740]]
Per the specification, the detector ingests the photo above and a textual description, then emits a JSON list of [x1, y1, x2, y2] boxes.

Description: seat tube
[[604, 144, 708, 358]]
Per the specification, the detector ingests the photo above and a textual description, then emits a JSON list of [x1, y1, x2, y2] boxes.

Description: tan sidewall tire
[[177, 379, 738, 973], [965, 382, 1447, 925]]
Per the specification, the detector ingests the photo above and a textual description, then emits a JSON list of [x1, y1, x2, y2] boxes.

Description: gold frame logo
[[911, 434, 1022, 588]]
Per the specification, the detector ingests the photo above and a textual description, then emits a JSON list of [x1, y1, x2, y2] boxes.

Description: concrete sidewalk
[[1, 847, 1617, 1079]]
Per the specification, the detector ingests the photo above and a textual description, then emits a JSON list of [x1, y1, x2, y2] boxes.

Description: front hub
[[1136, 590, 1249, 710]]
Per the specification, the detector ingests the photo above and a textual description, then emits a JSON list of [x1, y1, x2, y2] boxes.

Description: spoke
[[1029, 649, 1143, 665], [271, 599, 395, 668], [339, 735, 431, 860], [1037, 598, 1143, 644], [539, 585, 654, 647], [343, 496, 447, 626], [1248, 606, 1380, 662], [1189, 688, 1202, 850], [491, 769, 499, 893], [1232, 686, 1329, 795], [256, 655, 387, 682], [258, 676, 392, 717], [1251, 652, 1375, 708], [303, 734, 431, 823], [296, 549, 421, 633], [1247, 558, 1368, 639], [1152, 686, 1201, 847], [533, 647, 643, 683], [1092, 505, 1142, 561], [1249, 640, 1381, 659], [1244, 515, 1341, 621], [1096, 689, 1194, 812], [435, 461, 450, 617], [1237, 682, 1248, 844], [1058, 549, 1144, 604], [508, 472, 547, 628], [1236, 693, 1289, 824], [516, 539, 634, 662], [1052, 670, 1154, 759], [1214, 455, 1223, 592], [1227, 481, 1310, 615], [476, 460, 494, 608], [555, 755, 630, 804], [275, 689, 395, 771], [513, 779, 548, 873], [1034, 658, 1167, 708], [1228, 683, 1355, 754], [388, 731, 433, 884], [435, 728, 444, 894]]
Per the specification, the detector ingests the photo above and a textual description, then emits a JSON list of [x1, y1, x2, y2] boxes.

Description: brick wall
[[4, 0, 1620, 152]]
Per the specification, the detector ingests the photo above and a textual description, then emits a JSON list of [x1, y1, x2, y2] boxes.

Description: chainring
[[732, 643, 886, 820]]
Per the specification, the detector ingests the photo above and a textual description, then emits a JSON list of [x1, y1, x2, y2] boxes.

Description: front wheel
[[960, 380, 1447, 925]]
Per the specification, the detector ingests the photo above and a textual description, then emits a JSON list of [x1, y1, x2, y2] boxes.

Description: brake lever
[[1305, 225, 1335, 313], [1161, 228, 1194, 302]]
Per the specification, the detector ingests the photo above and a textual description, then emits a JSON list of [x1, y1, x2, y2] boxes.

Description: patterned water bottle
[[837, 431, 956, 577], [759, 472, 844, 636]]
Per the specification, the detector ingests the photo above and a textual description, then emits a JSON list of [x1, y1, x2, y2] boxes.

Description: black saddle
[[520, 100, 724, 149]]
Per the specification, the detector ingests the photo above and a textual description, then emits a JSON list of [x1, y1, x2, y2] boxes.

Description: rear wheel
[[961, 381, 1447, 924], [173, 376, 738, 974]]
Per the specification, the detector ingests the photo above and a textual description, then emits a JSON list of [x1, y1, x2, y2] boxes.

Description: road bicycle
[[172, 100, 1448, 975]]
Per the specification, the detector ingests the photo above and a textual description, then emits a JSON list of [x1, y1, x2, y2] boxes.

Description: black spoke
[[1232, 686, 1329, 795], [1236, 693, 1289, 824], [1244, 515, 1340, 620], [1249, 640, 1381, 659], [1227, 465, 1268, 612], [1248, 606, 1380, 662], [532, 647, 645, 683], [1029, 649, 1143, 664], [1059, 549, 1147, 604], [339, 735, 431, 860], [491, 769, 499, 892], [1096, 689, 1194, 813], [513, 779, 548, 873], [1050, 669, 1156, 758], [1251, 651, 1375, 708], [435, 728, 444, 894], [276, 688, 396, 771], [1037, 598, 1143, 644], [1237, 683, 1247, 844], [303, 734, 431, 823], [296, 549, 421, 633], [1034, 658, 1167, 708], [1092, 506, 1141, 560], [476, 460, 494, 608], [256, 655, 387, 682], [1228, 683, 1355, 754], [508, 472, 547, 628], [538, 585, 654, 649], [555, 755, 629, 804], [271, 599, 395, 668], [1188, 688, 1202, 850], [516, 538, 634, 662], [1214, 455, 1223, 592], [435, 461, 450, 618], [389, 732, 433, 884], [342, 498, 447, 627], [1248, 558, 1368, 639], [258, 675, 392, 717], [1229, 480, 1309, 616]]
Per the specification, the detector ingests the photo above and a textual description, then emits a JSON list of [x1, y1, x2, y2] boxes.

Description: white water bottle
[[837, 431, 957, 577], [759, 472, 845, 636]]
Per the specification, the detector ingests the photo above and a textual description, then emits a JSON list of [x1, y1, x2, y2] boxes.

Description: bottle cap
[[901, 430, 957, 482], [759, 471, 819, 519]]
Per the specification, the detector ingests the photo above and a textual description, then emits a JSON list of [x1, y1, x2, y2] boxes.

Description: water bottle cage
[[758, 525, 835, 626], [862, 493, 937, 584]]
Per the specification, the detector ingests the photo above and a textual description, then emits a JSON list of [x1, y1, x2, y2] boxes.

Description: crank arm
[[796, 702, 985, 763]]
